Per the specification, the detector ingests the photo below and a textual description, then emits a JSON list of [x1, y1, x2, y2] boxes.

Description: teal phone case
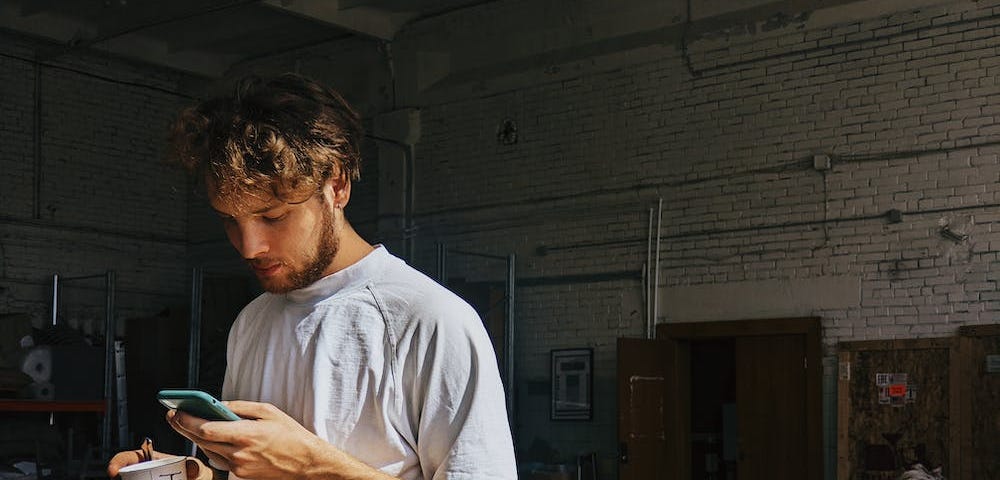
[[157, 389, 240, 421]]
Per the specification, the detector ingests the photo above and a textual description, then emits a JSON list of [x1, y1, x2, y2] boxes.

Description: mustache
[[247, 258, 284, 268]]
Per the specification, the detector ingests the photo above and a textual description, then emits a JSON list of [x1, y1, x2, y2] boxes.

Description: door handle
[[618, 442, 629, 464]]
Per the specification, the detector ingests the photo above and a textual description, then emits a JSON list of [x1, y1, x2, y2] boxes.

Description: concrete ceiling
[[0, 0, 493, 77]]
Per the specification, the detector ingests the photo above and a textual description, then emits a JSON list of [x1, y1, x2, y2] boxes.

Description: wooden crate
[[954, 324, 1000, 480], [837, 338, 957, 480]]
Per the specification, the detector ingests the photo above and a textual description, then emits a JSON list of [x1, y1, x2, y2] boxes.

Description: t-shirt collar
[[284, 245, 386, 305]]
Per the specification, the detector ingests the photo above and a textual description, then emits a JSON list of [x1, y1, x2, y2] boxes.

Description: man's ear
[[327, 174, 351, 209]]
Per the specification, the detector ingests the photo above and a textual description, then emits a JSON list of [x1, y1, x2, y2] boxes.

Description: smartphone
[[157, 389, 241, 421]]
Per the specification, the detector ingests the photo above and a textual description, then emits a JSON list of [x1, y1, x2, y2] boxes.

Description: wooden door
[[735, 334, 807, 480], [617, 337, 685, 480], [956, 325, 1000, 480]]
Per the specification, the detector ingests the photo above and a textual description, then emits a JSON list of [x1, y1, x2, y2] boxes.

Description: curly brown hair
[[167, 73, 363, 209]]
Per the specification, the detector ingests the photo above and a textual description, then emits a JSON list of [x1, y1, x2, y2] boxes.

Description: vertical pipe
[[187, 267, 203, 457], [33, 59, 42, 220], [653, 199, 663, 338], [188, 267, 203, 388], [114, 339, 129, 449], [51, 274, 59, 326], [436, 242, 448, 283], [101, 270, 117, 460], [404, 145, 415, 263], [49, 272, 58, 426], [366, 136, 414, 263], [646, 208, 653, 339], [505, 253, 516, 439]]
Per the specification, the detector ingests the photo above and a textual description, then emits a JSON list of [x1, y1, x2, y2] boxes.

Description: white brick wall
[[406, 1, 1000, 477], [0, 32, 194, 332], [4, 0, 991, 475], [1, 41, 38, 220]]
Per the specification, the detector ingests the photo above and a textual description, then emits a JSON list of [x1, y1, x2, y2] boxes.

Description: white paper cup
[[118, 456, 187, 480]]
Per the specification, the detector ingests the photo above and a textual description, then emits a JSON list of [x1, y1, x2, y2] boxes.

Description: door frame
[[656, 317, 823, 478]]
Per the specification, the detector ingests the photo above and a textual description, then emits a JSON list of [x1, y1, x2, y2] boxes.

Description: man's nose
[[233, 223, 269, 259]]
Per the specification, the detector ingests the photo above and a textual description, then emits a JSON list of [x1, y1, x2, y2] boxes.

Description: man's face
[[210, 187, 339, 293]]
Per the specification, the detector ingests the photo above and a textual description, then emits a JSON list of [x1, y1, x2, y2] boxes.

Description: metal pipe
[[404, 144, 415, 262], [516, 270, 641, 287], [114, 339, 129, 449], [366, 134, 415, 262], [33, 58, 42, 220], [646, 208, 653, 339], [0, 215, 187, 244], [188, 267, 203, 388], [101, 270, 116, 460], [653, 199, 663, 338], [505, 253, 516, 439], [59, 273, 108, 281], [436, 243, 448, 283], [51, 274, 58, 326], [448, 249, 506, 260], [186, 267, 203, 457]]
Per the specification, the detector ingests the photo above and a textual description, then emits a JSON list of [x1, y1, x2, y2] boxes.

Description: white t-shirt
[[222, 246, 517, 479]]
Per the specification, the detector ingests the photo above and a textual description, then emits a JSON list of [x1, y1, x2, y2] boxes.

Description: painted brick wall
[[0, 33, 194, 335], [12, 0, 988, 476], [408, 1, 1000, 478]]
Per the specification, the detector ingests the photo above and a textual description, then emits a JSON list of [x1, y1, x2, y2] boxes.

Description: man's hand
[[107, 448, 210, 480], [166, 400, 396, 480]]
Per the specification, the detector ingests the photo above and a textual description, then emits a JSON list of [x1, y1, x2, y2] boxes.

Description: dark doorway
[[617, 317, 821, 480], [689, 339, 736, 480]]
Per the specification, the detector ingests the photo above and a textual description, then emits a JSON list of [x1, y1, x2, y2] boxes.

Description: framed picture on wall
[[551, 348, 593, 420]]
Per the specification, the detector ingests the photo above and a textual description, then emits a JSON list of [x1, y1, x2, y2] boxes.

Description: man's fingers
[[107, 449, 175, 478], [167, 409, 244, 464], [165, 410, 202, 443], [222, 400, 277, 419], [169, 409, 244, 444], [183, 457, 221, 480], [167, 409, 224, 440], [107, 450, 143, 477]]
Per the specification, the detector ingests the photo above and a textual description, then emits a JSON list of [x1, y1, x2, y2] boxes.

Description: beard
[[256, 202, 339, 294]]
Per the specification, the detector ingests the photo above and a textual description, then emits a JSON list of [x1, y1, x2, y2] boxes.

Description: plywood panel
[[839, 339, 952, 480], [956, 326, 1000, 480]]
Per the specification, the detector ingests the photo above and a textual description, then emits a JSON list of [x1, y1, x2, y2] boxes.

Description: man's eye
[[263, 213, 288, 223]]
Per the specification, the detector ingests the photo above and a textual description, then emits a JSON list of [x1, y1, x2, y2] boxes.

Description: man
[[108, 74, 517, 480]]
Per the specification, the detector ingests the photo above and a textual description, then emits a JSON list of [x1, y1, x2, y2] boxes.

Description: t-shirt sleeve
[[405, 301, 517, 480]]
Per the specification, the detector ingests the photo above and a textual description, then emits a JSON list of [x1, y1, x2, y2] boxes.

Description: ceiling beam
[[16, 0, 67, 17], [337, 0, 417, 11], [338, 0, 489, 14], [98, 33, 241, 77], [0, 12, 233, 78], [260, 0, 417, 41], [0, 4, 95, 44]]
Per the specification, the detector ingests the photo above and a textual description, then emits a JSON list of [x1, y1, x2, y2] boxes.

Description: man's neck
[[324, 226, 375, 276]]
